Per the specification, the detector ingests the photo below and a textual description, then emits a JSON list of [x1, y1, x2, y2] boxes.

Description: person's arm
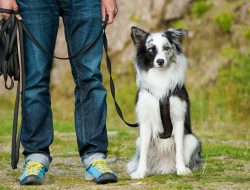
[[101, 0, 118, 24], [0, 0, 22, 20]]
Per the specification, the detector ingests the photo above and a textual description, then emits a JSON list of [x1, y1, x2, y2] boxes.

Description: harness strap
[[0, 8, 138, 169]]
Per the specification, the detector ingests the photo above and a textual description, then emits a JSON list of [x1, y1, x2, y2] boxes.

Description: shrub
[[210, 45, 250, 121], [192, 1, 213, 18], [213, 12, 234, 33], [243, 28, 250, 40], [171, 20, 185, 29]]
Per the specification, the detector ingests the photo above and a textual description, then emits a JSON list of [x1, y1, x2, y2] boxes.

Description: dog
[[127, 27, 202, 179]]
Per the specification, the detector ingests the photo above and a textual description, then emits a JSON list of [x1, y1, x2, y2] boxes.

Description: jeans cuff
[[25, 153, 51, 171], [82, 152, 106, 168]]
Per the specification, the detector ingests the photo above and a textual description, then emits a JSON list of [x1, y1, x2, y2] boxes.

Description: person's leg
[[17, 0, 59, 171], [61, 0, 117, 183], [61, 0, 108, 166]]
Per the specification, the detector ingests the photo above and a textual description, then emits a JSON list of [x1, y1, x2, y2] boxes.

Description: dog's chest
[[137, 89, 187, 139], [139, 69, 171, 98], [136, 91, 163, 137]]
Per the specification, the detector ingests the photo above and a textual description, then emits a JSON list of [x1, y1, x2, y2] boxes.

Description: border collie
[[127, 27, 202, 179]]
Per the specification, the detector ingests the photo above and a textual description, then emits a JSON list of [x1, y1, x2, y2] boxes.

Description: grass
[[0, 116, 249, 189]]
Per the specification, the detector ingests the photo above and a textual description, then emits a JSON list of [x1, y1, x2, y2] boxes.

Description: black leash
[[0, 8, 138, 169], [0, 8, 24, 170]]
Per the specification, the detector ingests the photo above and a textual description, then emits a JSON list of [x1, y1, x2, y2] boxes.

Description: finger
[[2, 13, 10, 20], [15, 14, 22, 20], [107, 11, 115, 24], [101, 2, 106, 22]]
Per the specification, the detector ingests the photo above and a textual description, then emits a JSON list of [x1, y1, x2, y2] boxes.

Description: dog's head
[[131, 27, 187, 71]]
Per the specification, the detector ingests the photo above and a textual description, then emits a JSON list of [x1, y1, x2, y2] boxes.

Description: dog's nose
[[156, 59, 164, 66]]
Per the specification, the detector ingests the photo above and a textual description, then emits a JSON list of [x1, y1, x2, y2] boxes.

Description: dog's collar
[[142, 86, 182, 98]]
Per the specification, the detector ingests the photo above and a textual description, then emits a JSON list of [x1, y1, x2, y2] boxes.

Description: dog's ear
[[131, 27, 149, 48], [165, 28, 188, 52]]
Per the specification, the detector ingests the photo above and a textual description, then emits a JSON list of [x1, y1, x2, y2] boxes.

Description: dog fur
[[127, 27, 202, 179]]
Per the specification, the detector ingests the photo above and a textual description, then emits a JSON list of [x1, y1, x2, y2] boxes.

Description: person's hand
[[101, 0, 118, 24], [0, 0, 22, 20]]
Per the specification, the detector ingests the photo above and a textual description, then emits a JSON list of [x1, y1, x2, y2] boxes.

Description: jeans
[[17, 0, 108, 170]]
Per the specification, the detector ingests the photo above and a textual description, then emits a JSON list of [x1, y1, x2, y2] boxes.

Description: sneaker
[[85, 159, 118, 184], [19, 161, 46, 185]]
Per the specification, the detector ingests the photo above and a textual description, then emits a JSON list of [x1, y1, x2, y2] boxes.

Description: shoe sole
[[95, 173, 118, 184], [85, 172, 118, 184], [19, 175, 44, 185], [96, 178, 118, 184]]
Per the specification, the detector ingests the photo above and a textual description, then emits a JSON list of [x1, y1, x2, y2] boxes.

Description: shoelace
[[25, 161, 43, 176], [91, 160, 112, 173]]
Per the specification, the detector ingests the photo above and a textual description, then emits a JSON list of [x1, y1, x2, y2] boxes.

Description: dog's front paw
[[130, 170, 146, 179], [177, 167, 192, 176]]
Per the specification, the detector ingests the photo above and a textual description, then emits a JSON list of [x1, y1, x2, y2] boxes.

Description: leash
[[0, 8, 24, 170], [0, 8, 138, 169]]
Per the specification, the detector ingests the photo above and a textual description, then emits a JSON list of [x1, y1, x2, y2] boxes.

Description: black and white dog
[[127, 27, 202, 179]]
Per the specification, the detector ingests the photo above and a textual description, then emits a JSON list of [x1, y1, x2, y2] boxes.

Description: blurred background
[[0, 0, 250, 189]]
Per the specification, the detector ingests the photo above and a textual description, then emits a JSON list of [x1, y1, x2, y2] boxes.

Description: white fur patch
[[170, 96, 187, 123]]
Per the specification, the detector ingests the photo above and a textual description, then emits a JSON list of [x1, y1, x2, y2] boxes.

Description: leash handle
[[0, 8, 19, 14]]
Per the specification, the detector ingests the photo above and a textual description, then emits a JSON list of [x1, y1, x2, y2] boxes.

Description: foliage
[[210, 45, 250, 121], [192, 1, 213, 18], [243, 27, 250, 40], [171, 20, 185, 29], [213, 12, 234, 33]]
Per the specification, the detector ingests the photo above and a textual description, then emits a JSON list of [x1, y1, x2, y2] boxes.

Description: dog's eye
[[147, 47, 155, 54], [163, 46, 170, 51]]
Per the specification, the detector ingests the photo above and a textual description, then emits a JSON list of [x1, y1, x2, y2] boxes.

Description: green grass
[[0, 90, 249, 189]]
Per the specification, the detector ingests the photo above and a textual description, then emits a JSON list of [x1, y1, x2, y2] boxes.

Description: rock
[[164, 0, 193, 21], [107, 0, 193, 62], [106, 0, 167, 58], [240, 2, 250, 21], [108, 131, 119, 136], [107, 157, 118, 163]]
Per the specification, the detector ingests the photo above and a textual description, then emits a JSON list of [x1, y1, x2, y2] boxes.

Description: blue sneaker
[[85, 159, 118, 184], [19, 161, 46, 185]]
